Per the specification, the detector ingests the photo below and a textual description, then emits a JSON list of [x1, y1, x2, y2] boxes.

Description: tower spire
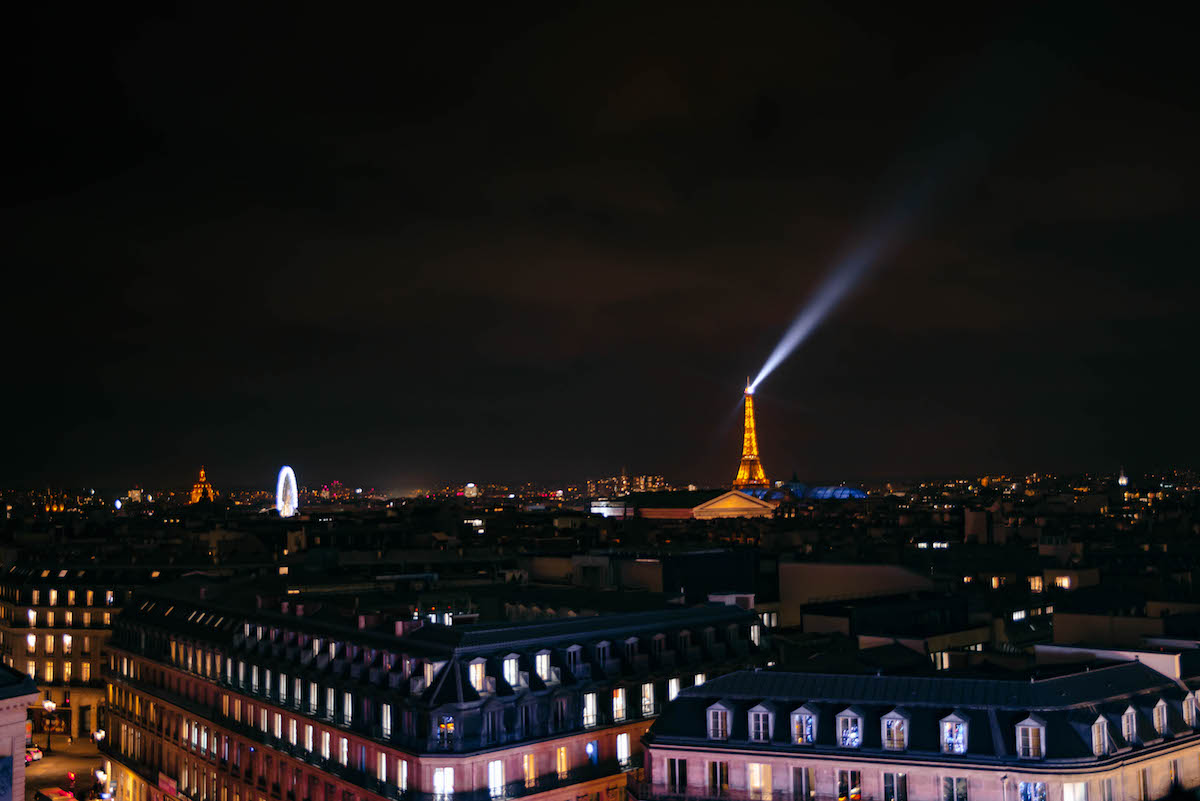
[[733, 385, 769, 490]]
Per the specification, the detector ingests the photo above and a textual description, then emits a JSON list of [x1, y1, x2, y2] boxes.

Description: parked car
[[27, 745, 44, 761]]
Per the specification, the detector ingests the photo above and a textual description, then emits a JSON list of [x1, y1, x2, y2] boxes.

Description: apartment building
[[634, 661, 1200, 801], [100, 583, 768, 801]]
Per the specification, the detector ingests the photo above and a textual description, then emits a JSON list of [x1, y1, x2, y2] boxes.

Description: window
[[274, 713, 282, 739], [694, 672, 706, 687], [708, 762, 729, 795], [749, 764, 773, 801], [1062, 783, 1087, 801], [1017, 721, 1044, 758], [616, 732, 630, 767], [883, 714, 907, 750], [1018, 783, 1046, 801], [279, 673, 287, 703], [1123, 709, 1137, 744], [612, 687, 626, 721], [523, 754, 536, 788], [642, 682, 655, 716], [1186, 695, 1198, 728], [1170, 759, 1180, 787], [941, 718, 967, 754], [503, 656, 519, 687], [667, 758, 688, 793], [1154, 700, 1168, 735], [535, 652, 550, 681], [343, 692, 353, 725], [583, 693, 597, 727], [252, 665, 259, 692], [469, 662, 485, 692], [338, 738, 348, 766], [555, 746, 568, 779], [792, 711, 815, 744], [750, 624, 761, 646], [883, 773, 907, 801], [942, 778, 968, 801], [749, 709, 771, 742], [1092, 719, 1108, 755], [668, 678, 680, 701], [321, 731, 330, 759], [832, 769, 860, 801], [382, 704, 392, 738], [837, 712, 861, 747], [433, 767, 454, 800], [31, 590, 40, 605], [82, 661, 90, 682], [487, 761, 503, 797], [708, 707, 729, 739], [44, 662, 53, 682], [48, 589, 57, 606], [437, 715, 455, 747], [25, 634, 35, 653]]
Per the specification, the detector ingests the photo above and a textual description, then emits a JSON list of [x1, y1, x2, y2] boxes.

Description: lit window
[[1012, 610, 1026, 621], [748, 763, 772, 800], [616, 732, 630, 767], [27, 609, 35, 627], [523, 754, 536, 788], [942, 778, 968, 801], [378, 752, 389, 784], [1054, 576, 1072, 589], [941, 716, 967, 754], [503, 655, 519, 687], [612, 687, 626, 721], [437, 715, 455, 747], [343, 692, 353, 725], [1017, 721, 1044, 758], [44, 661, 54, 682], [535, 652, 550, 681], [792, 710, 816, 744], [694, 672, 706, 686], [1123, 709, 1137, 744], [556, 745, 568, 779], [641, 682, 655, 716], [1019, 783, 1046, 801], [1185, 695, 1198, 728], [1092, 719, 1108, 756], [25, 634, 35, 653], [382, 703, 393, 738], [62, 634, 71, 654], [433, 767, 454, 800], [469, 662, 485, 692], [583, 693, 597, 727], [339, 737, 348, 766], [1154, 701, 1168, 735], [882, 713, 907, 750], [321, 730, 330, 759], [26, 660, 35, 678], [837, 711, 862, 747], [668, 678, 680, 701], [487, 760, 503, 797]]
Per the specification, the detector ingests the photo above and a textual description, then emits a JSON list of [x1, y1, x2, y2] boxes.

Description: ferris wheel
[[276, 465, 299, 518]]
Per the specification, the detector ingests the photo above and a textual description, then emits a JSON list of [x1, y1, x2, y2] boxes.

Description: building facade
[[100, 586, 768, 801], [635, 662, 1200, 801], [0, 664, 40, 801], [0, 566, 150, 738]]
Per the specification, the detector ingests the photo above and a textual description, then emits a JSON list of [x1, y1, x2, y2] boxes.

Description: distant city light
[[114, 499, 122, 510]]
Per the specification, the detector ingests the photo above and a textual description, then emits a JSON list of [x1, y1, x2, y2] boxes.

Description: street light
[[94, 729, 106, 746], [42, 699, 56, 754], [96, 769, 108, 784]]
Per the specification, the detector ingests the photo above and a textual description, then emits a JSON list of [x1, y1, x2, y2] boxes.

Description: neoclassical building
[[635, 661, 1200, 801], [100, 583, 768, 801]]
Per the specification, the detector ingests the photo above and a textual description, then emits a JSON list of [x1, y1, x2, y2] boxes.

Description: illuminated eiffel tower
[[733, 383, 769, 490]]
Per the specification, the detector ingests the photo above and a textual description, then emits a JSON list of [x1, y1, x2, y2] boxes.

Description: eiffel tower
[[733, 384, 769, 490]]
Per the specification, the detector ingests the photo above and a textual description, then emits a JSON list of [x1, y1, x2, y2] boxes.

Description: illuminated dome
[[190, 466, 218, 504]]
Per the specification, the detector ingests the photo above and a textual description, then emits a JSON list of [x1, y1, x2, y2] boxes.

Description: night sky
[[7, 4, 1198, 491]]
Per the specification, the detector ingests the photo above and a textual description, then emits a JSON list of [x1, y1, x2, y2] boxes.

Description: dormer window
[[836, 709, 862, 748], [624, 637, 638, 661], [468, 660, 486, 692], [535, 651, 551, 681], [1092, 718, 1109, 756], [941, 713, 968, 754], [708, 704, 730, 740], [1154, 699, 1168, 735], [750, 624, 761, 646], [1185, 694, 1198, 728], [1016, 716, 1046, 759], [881, 709, 908, 751], [791, 706, 817, 744], [502, 655, 519, 687], [596, 641, 610, 662], [1122, 707, 1137, 744], [565, 645, 582, 671], [678, 631, 691, 650], [748, 704, 773, 743]]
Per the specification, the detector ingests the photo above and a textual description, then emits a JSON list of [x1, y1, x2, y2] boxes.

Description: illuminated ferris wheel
[[276, 466, 299, 518]]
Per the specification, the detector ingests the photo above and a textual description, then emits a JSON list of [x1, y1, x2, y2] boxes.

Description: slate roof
[[648, 663, 1200, 764]]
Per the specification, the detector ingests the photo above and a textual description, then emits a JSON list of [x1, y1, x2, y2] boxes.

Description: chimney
[[198, 587, 208, 600], [281, 601, 290, 615], [295, 604, 305, 617]]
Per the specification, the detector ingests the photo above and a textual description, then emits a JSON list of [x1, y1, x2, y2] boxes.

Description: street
[[23, 740, 105, 801]]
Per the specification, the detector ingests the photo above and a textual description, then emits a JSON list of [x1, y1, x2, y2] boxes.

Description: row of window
[[666, 760, 1136, 801], [23, 632, 91, 655], [24, 588, 117, 606], [24, 658, 91, 683], [21, 609, 111, 627]]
